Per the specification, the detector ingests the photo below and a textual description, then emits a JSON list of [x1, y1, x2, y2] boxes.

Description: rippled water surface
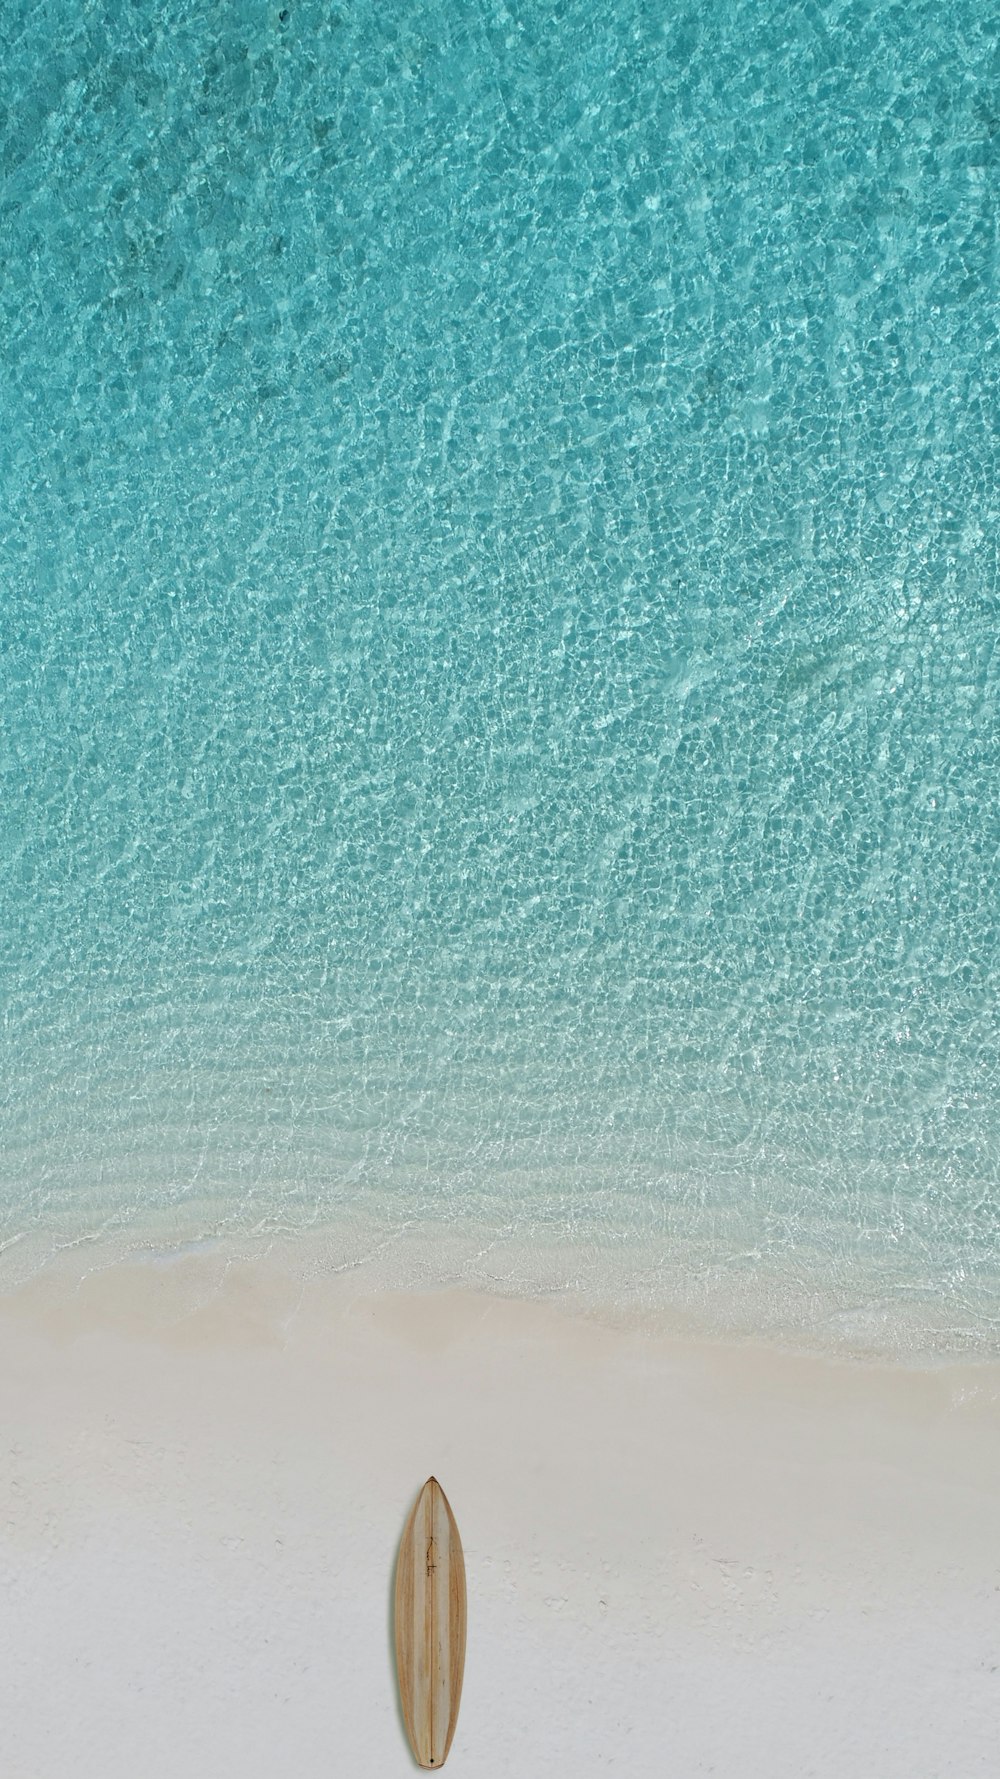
[[2, 0, 998, 1343]]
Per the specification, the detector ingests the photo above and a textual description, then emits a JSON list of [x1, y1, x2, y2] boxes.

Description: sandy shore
[[1, 1245, 999, 1777]]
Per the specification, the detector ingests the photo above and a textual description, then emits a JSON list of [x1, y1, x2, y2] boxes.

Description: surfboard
[[394, 1477, 467, 1769]]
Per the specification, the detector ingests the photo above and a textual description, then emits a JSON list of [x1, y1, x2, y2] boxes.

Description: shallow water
[[1, 0, 998, 1347]]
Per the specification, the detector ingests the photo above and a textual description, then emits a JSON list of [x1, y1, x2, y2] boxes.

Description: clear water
[[2, 0, 998, 1344]]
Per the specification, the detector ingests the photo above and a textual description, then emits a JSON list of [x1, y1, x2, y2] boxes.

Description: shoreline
[[2, 1209, 999, 1364], [2, 1245, 1000, 1775]]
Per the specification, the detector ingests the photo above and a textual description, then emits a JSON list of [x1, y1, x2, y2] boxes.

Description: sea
[[1, 0, 998, 1352]]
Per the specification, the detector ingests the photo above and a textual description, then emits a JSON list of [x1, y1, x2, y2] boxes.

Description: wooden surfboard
[[394, 1477, 467, 1769]]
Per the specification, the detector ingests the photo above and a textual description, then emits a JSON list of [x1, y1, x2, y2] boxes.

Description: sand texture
[[2, 1247, 999, 1777]]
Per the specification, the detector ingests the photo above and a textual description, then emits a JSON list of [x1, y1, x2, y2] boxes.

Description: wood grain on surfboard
[[394, 1477, 467, 1769]]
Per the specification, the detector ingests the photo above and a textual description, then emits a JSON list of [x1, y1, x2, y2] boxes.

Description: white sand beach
[[2, 1244, 998, 1777]]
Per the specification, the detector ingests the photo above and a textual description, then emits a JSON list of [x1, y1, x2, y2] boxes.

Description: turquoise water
[[2, 0, 998, 1342]]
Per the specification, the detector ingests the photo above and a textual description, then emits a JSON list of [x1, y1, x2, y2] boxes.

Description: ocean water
[[1, 0, 998, 1346]]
